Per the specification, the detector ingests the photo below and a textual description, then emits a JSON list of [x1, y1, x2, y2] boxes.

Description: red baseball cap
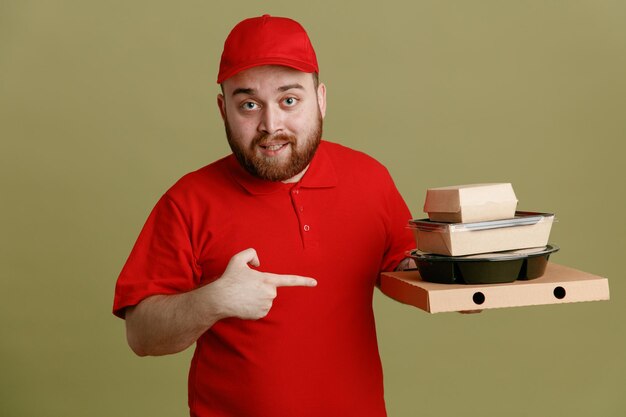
[[217, 14, 319, 84]]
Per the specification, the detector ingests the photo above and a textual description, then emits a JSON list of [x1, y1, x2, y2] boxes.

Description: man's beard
[[224, 114, 323, 182]]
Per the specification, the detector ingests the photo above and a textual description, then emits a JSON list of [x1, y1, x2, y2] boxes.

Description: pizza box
[[380, 263, 609, 313]]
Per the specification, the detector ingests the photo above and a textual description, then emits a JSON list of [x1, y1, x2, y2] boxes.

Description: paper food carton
[[424, 183, 518, 223], [409, 211, 554, 256]]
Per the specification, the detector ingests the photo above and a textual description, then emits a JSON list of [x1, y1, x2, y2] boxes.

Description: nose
[[258, 105, 283, 135]]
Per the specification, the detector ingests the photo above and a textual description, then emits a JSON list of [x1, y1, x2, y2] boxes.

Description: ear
[[317, 82, 327, 118], [217, 93, 226, 121]]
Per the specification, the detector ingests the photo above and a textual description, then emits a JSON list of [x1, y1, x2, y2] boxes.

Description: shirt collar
[[227, 140, 338, 195]]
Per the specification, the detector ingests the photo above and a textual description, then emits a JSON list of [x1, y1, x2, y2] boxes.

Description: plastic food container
[[407, 244, 560, 284], [409, 211, 555, 256]]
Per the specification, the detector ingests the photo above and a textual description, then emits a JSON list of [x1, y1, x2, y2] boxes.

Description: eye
[[283, 97, 298, 107], [241, 101, 259, 111]]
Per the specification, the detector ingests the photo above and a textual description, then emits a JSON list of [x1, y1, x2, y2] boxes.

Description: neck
[[281, 164, 310, 184]]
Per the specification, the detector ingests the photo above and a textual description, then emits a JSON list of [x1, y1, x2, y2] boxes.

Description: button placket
[[290, 187, 314, 247]]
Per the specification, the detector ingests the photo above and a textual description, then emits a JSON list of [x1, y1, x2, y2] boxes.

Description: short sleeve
[[379, 173, 415, 273], [113, 194, 201, 318]]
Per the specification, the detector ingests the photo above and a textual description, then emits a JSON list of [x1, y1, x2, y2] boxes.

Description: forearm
[[125, 286, 223, 357], [123, 248, 317, 356]]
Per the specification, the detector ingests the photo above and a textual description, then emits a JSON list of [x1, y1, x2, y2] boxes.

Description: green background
[[1, 1, 625, 416]]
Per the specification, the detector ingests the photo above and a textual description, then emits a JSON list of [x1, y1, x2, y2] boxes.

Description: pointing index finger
[[265, 274, 318, 288]]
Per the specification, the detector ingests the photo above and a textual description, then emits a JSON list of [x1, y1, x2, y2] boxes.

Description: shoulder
[[320, 140, 392, 180], [162, 154, 233, 203]]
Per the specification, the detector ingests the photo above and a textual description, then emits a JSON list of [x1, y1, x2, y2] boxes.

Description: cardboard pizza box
[[380, 263, 609, 313]]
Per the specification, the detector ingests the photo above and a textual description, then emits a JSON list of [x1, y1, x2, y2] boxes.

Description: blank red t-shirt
[[113, 140, 414, 417]]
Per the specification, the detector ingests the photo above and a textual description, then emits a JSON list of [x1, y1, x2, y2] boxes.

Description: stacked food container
[[408, 183, 559, 284]]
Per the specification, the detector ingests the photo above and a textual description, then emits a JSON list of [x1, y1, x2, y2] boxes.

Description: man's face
[[218, 65, 327, 182]]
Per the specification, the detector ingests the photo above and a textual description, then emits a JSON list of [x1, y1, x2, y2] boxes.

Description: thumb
[[231, 248, 260, 268]]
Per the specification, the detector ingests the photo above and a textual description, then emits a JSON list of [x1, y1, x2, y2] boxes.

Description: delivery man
[[113, 14, 415, 416]]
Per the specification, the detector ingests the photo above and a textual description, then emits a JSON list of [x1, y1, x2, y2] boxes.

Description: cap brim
[[217, 57, 318, 84]]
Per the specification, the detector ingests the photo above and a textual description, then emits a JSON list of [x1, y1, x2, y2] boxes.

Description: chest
[[193, 185, 388, 287]]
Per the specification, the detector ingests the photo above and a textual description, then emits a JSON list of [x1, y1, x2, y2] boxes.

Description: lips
[[259, 142, 289, 151], [253, 132, 296, 156]]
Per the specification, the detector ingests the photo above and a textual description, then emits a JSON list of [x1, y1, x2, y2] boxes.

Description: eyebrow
[[230, 83, 305, 97], [277, 83, 304, 92], [232, 88, 255, 96]]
